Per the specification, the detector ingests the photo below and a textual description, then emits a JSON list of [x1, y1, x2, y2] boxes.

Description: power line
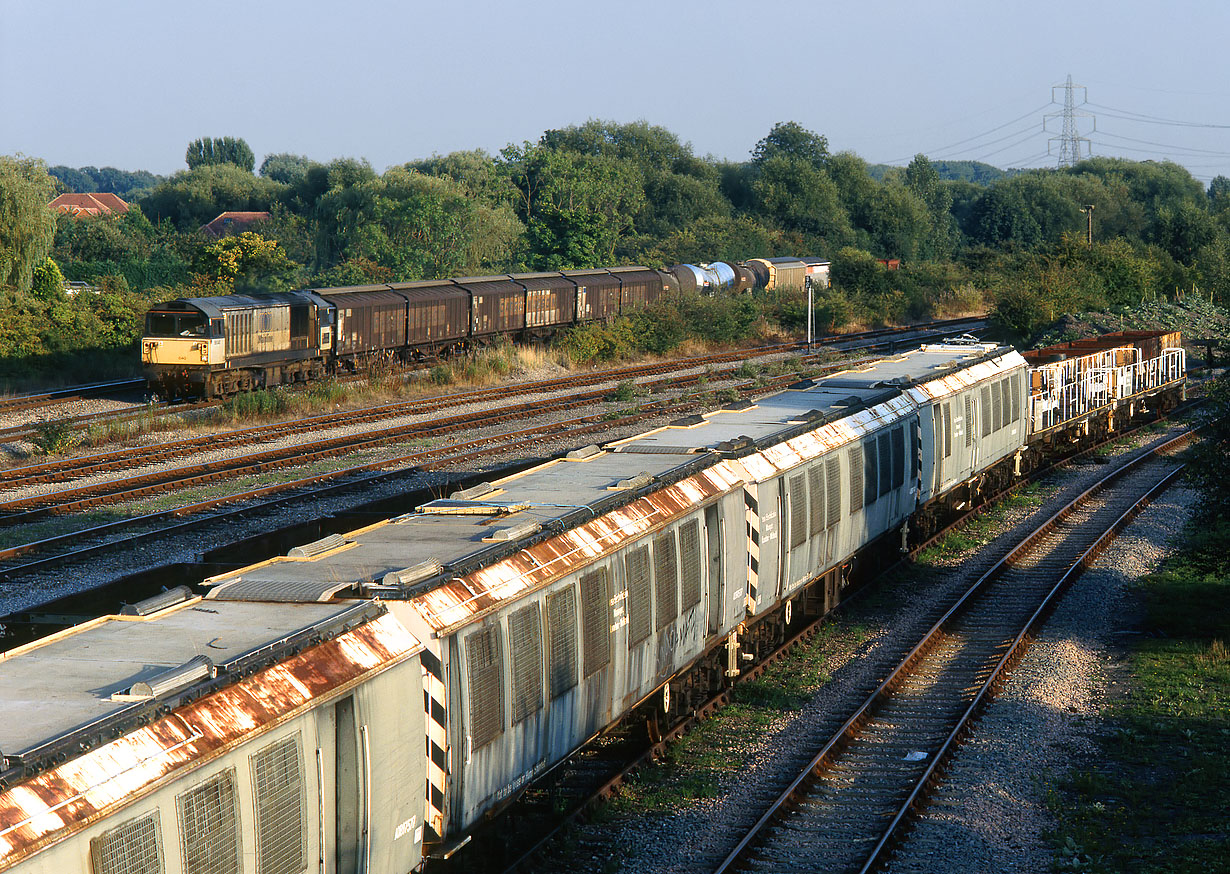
[[884, 102, 1054, 164], [1003, 150, 1052, 168], [1083, 101, 1230, 129], [973, 129, 1050, 162], [928, 122, 1044, 159], [1095, 130, 1230, 157]]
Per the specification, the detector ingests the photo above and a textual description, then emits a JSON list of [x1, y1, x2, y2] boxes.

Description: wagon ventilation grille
[[381, 558, 443, 588], [90, 812, 164, 874], [120, 585, 193, 616], [287, 533, 347, 558]]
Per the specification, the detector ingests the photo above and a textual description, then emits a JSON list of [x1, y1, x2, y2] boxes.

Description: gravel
[[881, 485, 1197, 874]]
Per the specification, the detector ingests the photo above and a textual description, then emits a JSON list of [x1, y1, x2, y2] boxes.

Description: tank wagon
[[5, 331, 1185, 872]]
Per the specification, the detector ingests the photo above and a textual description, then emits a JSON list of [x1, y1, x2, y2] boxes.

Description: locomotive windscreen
[[146, 311, 209, 338]]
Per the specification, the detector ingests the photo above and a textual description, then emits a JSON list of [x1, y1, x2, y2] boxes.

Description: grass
[[1048, 516, 1230, 873], [915, 480, 1052, 563], [607, 618, 872, 814]]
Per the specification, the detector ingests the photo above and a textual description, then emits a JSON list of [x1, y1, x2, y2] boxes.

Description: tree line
[[3, 120, 1230, 381]]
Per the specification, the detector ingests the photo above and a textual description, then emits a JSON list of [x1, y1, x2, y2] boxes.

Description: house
[[201, 211, 271, 238], [47, 192, 130, 216]]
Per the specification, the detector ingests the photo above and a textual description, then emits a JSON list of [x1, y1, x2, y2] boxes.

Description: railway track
[[0, 362, 825, 577], [711, 430, 1191, 874], [0, 317, 992, 546], [0, 378, 144, 417], [0, 317, 986, 445]]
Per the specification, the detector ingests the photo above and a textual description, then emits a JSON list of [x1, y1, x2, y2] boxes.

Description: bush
[[556, 319, 638, 364], [30, 418, 80, 455], [814, 290, 854, 332], [991, 285, 1052, 340]]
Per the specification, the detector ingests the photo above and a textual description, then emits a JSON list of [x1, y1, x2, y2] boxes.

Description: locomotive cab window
[[145, 312, 208, 338]]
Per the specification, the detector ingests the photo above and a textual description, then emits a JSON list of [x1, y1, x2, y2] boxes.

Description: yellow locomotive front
[[140, 301, 227, 397], [141, 292, 334, 398]]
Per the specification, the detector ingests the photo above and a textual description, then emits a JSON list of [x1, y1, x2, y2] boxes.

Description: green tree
[[31, 257, 66, 302], [139, 164, 284, 230], [1208, 175, 1230, 213], [541, 119, 696, 172], [1195, 236, 1230, 302], [314, 167, 520, 279], [0, 156, 58, 293], [864, 182, 931, 260], [185, 137, 256, 172], [500, 144, 644, 269], [654, 215, 782, 266], [905, 154, 957, 258], [259, 153, 318, 185], [193, 231, 297, 294], [752, 122, 830, 170], [831, 247, 889, 297], [408, 150, 517, 205], [967, 184, 1042, 248], [751, 155, 853, 248], [1150, 201, 1215, 265]]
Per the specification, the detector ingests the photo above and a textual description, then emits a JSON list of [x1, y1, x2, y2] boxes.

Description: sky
[[3, 0, 1229, 182]]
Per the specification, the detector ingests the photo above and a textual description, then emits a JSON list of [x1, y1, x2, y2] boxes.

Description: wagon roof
[[451, 276, 525, 295], [0, 607, 418, 866], [200, 343, 1023, 634], [514, 272, 579, 290], [0, 599, 414, 777], [154, 292, 322, 317], [559, 269, 621, 285]]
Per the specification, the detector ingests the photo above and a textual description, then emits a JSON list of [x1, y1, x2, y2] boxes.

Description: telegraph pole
[[1080, 204, 1095, 245]]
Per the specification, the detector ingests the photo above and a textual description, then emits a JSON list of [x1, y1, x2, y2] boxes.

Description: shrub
[[30, 418, 80, 455]]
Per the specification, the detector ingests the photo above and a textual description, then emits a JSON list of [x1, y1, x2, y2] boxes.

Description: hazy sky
[[3, 0, 1229, 182]]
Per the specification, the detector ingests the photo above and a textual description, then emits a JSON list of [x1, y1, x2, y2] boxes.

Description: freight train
[[1, 330, 1184, 873], [139, 259, 830, 398]]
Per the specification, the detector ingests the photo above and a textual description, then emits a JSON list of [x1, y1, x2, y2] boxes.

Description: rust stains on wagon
[[0, 613, 419, 869], [909, 353, 1026, 402], [411, 392, 929, 636], [413, 463, 744, 634]]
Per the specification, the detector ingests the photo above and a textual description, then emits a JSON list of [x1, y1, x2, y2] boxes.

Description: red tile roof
[[47, 192, 130, 216], [201, 211, 271, 238]]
